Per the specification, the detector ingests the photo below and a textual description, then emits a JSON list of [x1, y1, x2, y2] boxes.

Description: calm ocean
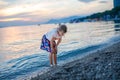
[[0, 21, 120, 80]]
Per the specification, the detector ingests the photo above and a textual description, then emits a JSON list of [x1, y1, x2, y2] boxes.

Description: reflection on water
[[0, 21, 120, 80], [0, 24, 57, 62]]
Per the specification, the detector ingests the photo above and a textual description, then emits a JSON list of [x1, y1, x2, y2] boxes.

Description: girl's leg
[[53, 53, 57, 65], [49, 53, 53, 65], [53, 47, 57, 65], [52, 41, 57, 65]]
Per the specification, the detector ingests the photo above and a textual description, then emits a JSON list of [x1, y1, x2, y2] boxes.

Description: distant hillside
[[45, 16, 81, 24], [70, 6, 120, 23]]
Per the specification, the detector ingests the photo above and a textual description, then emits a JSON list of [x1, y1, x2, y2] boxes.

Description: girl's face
[[58, 30, 65, 36]]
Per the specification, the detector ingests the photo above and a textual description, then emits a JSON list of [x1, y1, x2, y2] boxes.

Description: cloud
[[99, 1, 108, 3], [0, 1, 9, 9], [78, 0, 96, 3], [0, 0, 113, 26]]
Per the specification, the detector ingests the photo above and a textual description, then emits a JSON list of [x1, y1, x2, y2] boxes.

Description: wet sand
[[30, 41, 120, 80]]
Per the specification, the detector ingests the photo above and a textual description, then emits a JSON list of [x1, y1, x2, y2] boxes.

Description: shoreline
[[29, 41, 120, 80]]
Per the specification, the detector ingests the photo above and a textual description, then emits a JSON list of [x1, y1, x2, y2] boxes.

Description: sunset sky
[[0, 0, 113, 26]]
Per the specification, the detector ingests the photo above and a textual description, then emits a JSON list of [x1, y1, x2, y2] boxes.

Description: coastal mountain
[[45, 16, 81, 24], [69, 6, 120, 23]]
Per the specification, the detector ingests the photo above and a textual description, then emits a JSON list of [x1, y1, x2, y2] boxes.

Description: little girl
[[40, 25, 67, 66]]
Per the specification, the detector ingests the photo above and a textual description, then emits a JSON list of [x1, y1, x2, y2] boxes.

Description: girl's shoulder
[[46, 28, 57, 36], [49, 28, 58, 34]]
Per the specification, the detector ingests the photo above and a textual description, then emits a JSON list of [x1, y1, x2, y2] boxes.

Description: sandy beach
[[29, 41, 120, 80]]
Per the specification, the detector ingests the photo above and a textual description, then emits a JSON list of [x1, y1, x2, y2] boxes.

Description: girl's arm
[[50, 37, 55, 50], [56, 38, 62, 46], [50, 37, 56, 53]]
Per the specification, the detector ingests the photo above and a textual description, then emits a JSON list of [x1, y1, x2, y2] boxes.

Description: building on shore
[[114, 0, 120, 8]]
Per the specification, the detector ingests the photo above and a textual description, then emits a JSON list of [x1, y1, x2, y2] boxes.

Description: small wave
[[0, 54, 49, 80], [57, 43, 106, 62]]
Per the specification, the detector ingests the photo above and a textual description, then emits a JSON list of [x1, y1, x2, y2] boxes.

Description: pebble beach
[[30, 41, 120, 80]]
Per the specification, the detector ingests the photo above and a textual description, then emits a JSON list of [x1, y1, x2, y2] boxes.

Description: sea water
[[0, 21, 120, 80]]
